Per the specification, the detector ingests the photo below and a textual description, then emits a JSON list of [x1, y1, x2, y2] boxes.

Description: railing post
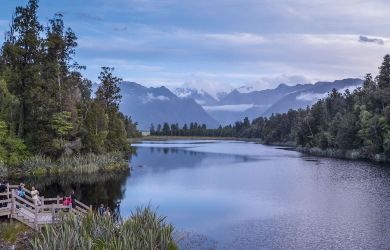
[[6, 183, 9, 199], [34, 202, 38, 230], [11, 190, 15, 218], [51, 204, 54, 223], [57, 195, 60, 205]]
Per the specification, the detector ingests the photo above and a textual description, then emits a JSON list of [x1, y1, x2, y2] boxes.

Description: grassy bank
[[32, 207, 177, 250], [296, 146, 390, 163], [0, 207, 177, 250], [0, 220, 33, 249], [0, 152, 129, 178]]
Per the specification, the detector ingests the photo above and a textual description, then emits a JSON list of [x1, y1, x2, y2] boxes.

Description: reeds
[[21, 152, 129, 176], [32, 206, 178, 250], [0, 221, 29, 244], [0, 161, 8, 177]]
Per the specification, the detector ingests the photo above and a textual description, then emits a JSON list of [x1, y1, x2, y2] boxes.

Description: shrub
[[21, 155, 53, 175], [0, 161, 7, 177], [21, 152, 128, 175], [32, 206, 177, 250], [0, 221, 29, 244]]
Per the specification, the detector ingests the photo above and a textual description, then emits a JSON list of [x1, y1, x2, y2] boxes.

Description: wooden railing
[[0, 184, 92, 230]]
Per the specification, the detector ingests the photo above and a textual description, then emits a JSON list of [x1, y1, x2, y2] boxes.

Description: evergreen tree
[[96, 67, 122, 110], [377, 54, 390, 89]]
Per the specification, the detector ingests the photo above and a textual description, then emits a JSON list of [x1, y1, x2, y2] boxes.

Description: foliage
[[21, 152, 128, 175], [0, 0, 140, 170], [96, 67, 122, 110], [51, 111, 73, 138], [32, 207, 177, 250], [0, 221, 29, 244]]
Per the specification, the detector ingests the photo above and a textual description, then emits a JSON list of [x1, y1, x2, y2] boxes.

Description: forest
[[0, 0, 140, 172], [152, 54, 390, 162]]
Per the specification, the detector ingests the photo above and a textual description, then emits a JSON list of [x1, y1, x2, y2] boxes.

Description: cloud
[[296, 92, 327, 102], [203, 33, 266, 45], [203, 104, 256, 112], [76, 12, 103, 21], [358, 35, 384, 45], [296, 85, 361, 102], [24, 0, 390, 96], [142, 93, 170, 103], [113, 26, 128, 32]]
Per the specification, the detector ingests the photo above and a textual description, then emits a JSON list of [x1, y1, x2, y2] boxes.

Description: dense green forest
[[0, 0, 140, 170], [152, 54, 390, 162]]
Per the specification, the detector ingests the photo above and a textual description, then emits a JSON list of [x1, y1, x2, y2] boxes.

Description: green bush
[[0, 161, 8, 177], [21, 152, 128, 176], [32, 206, 177, 250]]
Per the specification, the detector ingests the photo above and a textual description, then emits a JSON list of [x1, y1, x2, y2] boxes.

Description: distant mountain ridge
[[262, 78, 363, 116], [173, 87, 218, 105], [117, 79, 363, 130], [175, 78, 363, 125], [119, 82, 219, 130]]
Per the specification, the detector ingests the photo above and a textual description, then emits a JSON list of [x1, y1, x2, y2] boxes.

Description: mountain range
[[119, 82, 219, 130], [117, 78, 363, 130]]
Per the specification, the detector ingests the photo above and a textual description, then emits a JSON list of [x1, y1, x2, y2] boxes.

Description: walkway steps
[[0, 185, 92, 230]]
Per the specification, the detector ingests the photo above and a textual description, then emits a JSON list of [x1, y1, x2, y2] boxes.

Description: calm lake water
[[28, 140, 390, 249]]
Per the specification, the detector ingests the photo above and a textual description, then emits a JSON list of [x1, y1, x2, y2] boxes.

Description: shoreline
[[130, 135, 262, 143], [131, 136, 390, 165], [0, 152, 130, 178]]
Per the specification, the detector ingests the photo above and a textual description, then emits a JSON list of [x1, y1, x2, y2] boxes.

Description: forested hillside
[[0, 0, 139, 169], [153, 55, 390, 162]]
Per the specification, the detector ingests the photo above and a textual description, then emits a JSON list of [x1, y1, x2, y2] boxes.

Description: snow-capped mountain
[[174, 88, 218, 105], [119, 82, 219, 130]]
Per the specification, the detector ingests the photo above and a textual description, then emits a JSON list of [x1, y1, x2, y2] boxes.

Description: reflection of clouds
[[124, 140, 390, 248], [120, 166, 286, 232]]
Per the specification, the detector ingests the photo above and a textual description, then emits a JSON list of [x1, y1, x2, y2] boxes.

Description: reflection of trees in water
[[130, 146, 138, 158], [151, 147, 203, 156], [12, 170, 130, 212]]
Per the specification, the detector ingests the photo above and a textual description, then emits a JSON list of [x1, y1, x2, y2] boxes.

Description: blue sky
[[1, 0, 390, 95]]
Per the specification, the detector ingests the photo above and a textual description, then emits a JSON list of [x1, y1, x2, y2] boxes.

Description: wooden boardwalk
[[0, 184, 91, 230]]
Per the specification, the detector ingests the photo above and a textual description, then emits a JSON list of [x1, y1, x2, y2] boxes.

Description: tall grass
[[21, 152, 128, 176], [32, 206, 177, 250], [0, 221, 30, 244], [0, 161, 8, 177]]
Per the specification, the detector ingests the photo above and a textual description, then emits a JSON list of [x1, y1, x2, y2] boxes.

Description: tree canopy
[[0, 0, 140, 166]]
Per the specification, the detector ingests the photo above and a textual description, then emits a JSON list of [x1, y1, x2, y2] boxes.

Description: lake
[[33, 140, 390, 249]]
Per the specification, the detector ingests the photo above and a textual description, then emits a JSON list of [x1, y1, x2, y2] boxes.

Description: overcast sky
[[1, 0, 390, 94]]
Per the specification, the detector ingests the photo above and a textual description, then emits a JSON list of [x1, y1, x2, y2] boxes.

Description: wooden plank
[[14, 194, 36, 208], [74, 207, 88, 215], [75, 199, 90, 210], [44, 197, 63, 202]]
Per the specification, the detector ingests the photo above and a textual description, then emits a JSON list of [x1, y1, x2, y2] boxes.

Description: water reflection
[[9, 140, 390, 249], [125, 140, 390, 249]]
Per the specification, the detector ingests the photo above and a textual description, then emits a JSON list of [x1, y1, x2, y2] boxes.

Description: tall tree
[[2, 0, 43, 139], [96, 67, 122, 110], [377, 54, 390, 89]]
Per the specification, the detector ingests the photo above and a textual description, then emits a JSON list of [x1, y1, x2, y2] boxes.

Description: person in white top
[[31, 186, 40, 206]]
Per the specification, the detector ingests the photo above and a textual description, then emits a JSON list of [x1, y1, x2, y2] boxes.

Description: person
[[31, 186, 41, 206], [17, 183, 25, 198], [98, 204, 105, 216], [104, 207, 111, 217], [70, 190, 76, 208], [63, 196, 72, 207]]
